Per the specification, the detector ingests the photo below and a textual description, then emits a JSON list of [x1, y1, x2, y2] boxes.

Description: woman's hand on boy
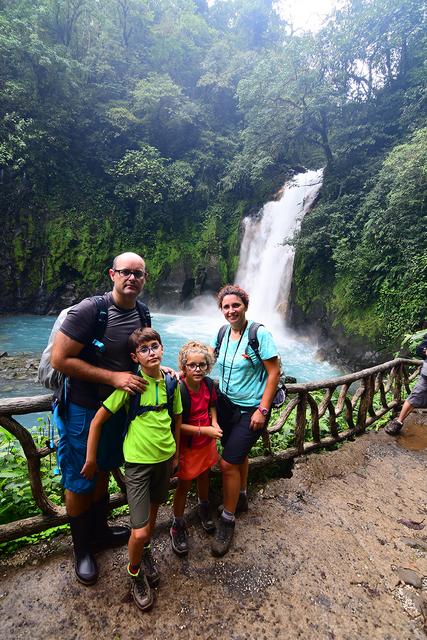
[[209, 423, 223, 440], [80, 460, 97, 480]]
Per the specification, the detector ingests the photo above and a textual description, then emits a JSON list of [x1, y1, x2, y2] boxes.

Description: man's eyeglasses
[[137, 343, 161, 355], [185, 362, 208, 371], [114, 269, 147, 279]]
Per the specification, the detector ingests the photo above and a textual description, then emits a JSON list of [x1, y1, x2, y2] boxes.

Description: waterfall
[[236, 169, 323, 336]]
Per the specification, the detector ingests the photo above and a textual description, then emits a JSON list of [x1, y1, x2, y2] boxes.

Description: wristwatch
[[258, 405, 269, 416]]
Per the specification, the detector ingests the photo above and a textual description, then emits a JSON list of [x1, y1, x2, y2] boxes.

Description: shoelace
[[135, 574, 148, 596]]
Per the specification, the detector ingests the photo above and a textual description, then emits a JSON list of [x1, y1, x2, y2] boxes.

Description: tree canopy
[[0, 0, 426, 353]]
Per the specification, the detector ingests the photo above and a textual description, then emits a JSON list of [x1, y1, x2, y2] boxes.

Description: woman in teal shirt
[[211, 284, 280, 557]]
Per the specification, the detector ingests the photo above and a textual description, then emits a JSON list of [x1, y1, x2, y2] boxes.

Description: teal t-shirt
[[213, 321, 278, 407], [103, 372, 182, 464]]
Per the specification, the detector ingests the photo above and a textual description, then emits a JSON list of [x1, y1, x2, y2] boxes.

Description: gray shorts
[[125, 458, 173, 529], [408, 375, 427, 408]]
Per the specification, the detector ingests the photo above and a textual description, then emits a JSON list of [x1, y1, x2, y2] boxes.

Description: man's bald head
[[112, 252, 145, 271]]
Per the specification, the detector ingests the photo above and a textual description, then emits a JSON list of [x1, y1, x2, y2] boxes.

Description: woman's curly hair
[[217, 284, 249, 309], [178, 340, 214, 373]]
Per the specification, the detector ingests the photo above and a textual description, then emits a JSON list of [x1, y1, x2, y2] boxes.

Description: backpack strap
[[124, 372, 177, 437], [92, 295, 109, 344], [136, 300, 151, 328], [204, 376, 215, 405], [165, 373, 178, 428], [246, 322, 265, 381], [214, 324, 228, 359], [179, 379, 191, 423]]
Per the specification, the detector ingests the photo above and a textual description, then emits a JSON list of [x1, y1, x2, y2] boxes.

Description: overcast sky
[[278, 0, 341, 31]]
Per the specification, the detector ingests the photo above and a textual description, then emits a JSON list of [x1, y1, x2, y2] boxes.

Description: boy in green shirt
[[81, 327, 182, 611]]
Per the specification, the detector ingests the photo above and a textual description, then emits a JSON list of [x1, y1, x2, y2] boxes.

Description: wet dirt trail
[[1, 415, 426, 640]]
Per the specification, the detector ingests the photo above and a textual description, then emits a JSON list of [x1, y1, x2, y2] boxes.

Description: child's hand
[[209, 423, 223, 440], [171, 454, 179, 477], [80, 460, 97, 480]]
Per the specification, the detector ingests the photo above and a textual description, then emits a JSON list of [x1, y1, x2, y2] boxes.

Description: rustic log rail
[[0, 358, 421, 543]]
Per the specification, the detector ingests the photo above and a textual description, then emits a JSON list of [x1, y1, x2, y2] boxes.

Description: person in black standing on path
[[51, 252, 154, 586]]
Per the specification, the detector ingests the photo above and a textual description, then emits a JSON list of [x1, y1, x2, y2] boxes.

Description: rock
[[401, 537, 427, 552], [394, 567, 423, 589]]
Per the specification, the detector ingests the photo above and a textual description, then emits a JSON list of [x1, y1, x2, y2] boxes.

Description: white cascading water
[[236, 169, 324, 337]]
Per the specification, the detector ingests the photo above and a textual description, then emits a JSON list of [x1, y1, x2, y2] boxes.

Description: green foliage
[[0, 0, 425, 356], [400, 329, 427, 356], [0, 422, 63, 525]]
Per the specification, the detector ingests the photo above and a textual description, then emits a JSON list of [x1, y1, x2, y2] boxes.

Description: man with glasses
[[51, 252, 151, 586]]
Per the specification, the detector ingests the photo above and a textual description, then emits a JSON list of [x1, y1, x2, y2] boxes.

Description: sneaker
[[198, 502, 216, 533], [211, 517, 235, 557], [143, 546, 160, 587], [218, 493, 249, 515], [129, 571, 153, 612], [385, 418, 403, 435], [170, 521, 188, 556]]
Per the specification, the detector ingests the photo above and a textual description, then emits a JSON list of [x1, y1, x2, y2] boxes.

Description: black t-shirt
[[60, 292, 149, 408]]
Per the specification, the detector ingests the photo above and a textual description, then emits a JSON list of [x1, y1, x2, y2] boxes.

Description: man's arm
[[51, 331, 146, 394]]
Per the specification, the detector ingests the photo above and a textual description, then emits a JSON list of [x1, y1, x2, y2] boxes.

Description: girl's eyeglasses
[[185, 362, 208, 371]]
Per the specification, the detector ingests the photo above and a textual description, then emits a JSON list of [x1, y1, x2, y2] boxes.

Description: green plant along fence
[[0, 358, 422, 544]]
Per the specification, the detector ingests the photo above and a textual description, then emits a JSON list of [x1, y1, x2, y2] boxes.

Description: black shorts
[[218, 400, 264, 465]]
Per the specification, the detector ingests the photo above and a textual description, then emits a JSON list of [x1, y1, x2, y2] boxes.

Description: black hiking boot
[[69, 511, 99, 586], [170, 520, 189, 556], [385, 418, 403, 435], [198, 502, 216, 533], [91, 494, 130, 549], [143, 543, 160, 587], [129, 569, 154, 612], [211, 517, 235, 557]]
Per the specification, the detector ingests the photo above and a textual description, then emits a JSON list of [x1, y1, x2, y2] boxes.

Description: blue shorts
[[219, 403, 264, 465], [55, 401, 126, 494]]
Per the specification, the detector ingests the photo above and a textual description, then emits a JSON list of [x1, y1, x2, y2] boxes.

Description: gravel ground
[[1, 414, 426, 640]]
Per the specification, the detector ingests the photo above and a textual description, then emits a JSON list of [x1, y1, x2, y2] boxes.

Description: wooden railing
[[0, 358, 421, 543]]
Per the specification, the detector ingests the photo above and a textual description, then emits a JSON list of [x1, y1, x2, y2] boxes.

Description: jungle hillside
[[0, 0, 426, 359]]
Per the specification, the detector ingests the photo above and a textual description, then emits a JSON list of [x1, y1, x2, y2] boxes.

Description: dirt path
[[1, 416, 427, 640]]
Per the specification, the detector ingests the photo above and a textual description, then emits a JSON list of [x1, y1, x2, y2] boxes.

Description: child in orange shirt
[[170, 341, 222, 556]]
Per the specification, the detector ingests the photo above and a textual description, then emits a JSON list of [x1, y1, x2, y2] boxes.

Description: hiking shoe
[[211, 517, 235, 557], [129, 571, 153, 612], [385, 418, 403, 435], [236, 492, 249, 513], [170, 521, 188, 556], [143, 546, 160, 587], [198, 503, 216, 533], [218, 493, 249, 515]]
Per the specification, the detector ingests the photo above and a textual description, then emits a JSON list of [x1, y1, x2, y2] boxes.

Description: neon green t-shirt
[[102, 372, 182, 464]]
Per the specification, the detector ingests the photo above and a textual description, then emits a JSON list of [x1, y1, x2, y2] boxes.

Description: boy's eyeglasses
[[185, 362, 208, 371], [137, 343, 161, 355], [114, 269, 147, 279]]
